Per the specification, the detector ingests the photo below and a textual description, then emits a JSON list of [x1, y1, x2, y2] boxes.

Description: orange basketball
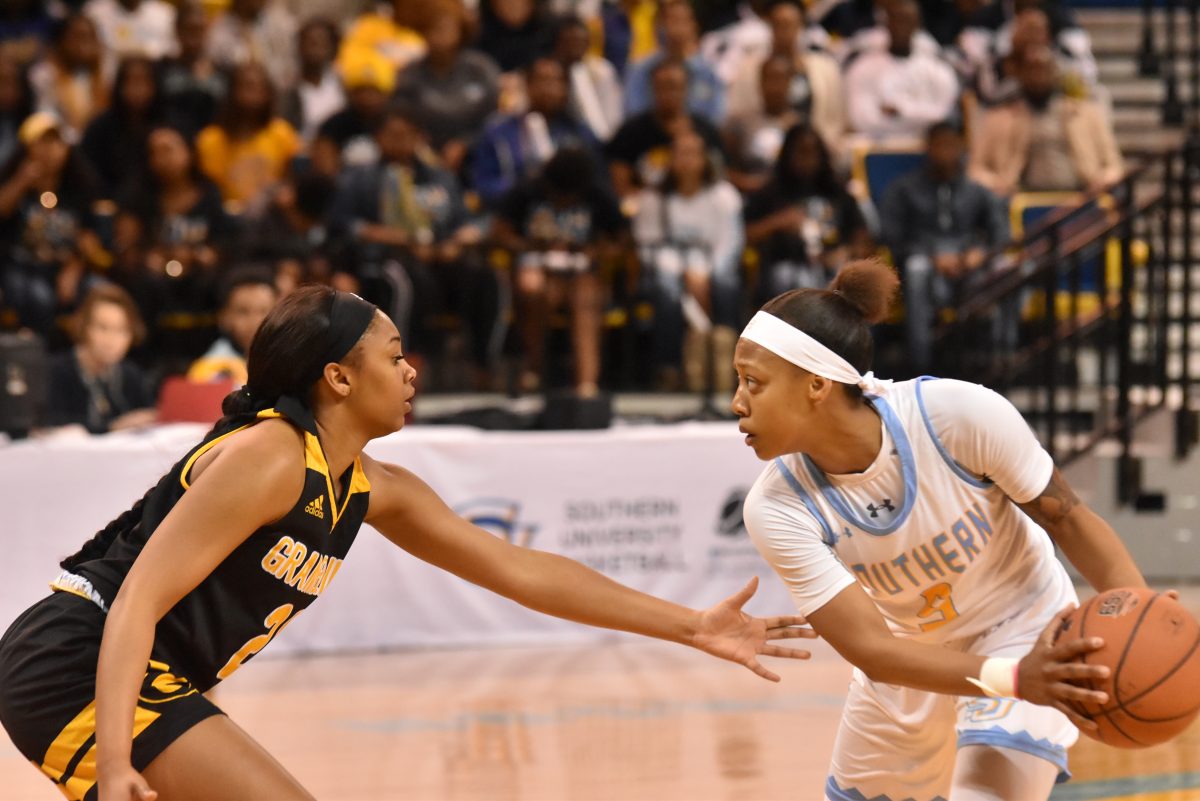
[[1057, 588, 1200, 748]]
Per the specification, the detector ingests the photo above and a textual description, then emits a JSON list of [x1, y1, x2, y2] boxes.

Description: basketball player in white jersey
[[734, 261, 1155, 801]]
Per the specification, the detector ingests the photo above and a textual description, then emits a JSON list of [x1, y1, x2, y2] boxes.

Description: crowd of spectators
[[0, 0, 1125, 433]]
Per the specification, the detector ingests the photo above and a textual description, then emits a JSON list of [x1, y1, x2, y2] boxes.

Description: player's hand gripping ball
[[1056, 588, 1200, 747]]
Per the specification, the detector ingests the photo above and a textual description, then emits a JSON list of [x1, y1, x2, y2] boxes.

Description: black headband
[[241, 291, 378, 434], [307, 291, 378, 386], [278, 291, 378, 431]]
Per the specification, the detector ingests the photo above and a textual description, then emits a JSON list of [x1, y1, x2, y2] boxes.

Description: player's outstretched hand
[[1017, 605, 1110, 731], [691, 576, 817, 682]]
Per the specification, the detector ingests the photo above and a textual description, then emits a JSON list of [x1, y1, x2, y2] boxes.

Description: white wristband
[[966, 657, 1020, 699]]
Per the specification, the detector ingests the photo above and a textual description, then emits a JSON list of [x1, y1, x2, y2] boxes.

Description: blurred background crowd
[[0, 0, 1125, 434]]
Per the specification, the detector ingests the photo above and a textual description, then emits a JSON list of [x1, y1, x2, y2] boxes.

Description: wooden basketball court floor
[[2, 596, 1198, 801]]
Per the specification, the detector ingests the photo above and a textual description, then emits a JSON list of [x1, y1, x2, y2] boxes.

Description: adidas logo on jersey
[[304, 496, 325, 519]]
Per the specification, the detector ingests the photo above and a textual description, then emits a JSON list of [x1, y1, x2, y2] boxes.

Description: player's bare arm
[[361, 455, 816, 682], [1017, 467, 1146, 592], [96, 426, 303, 799], [803, 582, 1108, 728]]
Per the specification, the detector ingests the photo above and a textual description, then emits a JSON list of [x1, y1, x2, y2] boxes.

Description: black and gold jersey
[[66, 404, 371, 691]]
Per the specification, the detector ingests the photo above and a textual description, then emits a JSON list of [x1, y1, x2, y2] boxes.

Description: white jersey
[[744, 377, 1074, 643]]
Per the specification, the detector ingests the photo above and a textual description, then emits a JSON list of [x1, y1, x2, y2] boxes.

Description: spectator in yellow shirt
[[195, 61, 299, 212]]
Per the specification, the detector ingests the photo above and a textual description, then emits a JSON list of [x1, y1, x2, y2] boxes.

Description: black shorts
[[0, 591, 222, 801]]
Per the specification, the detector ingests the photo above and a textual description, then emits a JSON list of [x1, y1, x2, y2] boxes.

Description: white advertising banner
[[1, 423, 797, 657]]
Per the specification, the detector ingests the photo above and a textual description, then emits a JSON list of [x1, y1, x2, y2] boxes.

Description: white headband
[[740, 311, 892, 396]]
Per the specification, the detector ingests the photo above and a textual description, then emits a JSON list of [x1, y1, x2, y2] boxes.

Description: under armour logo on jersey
[[304, 495, 325, 519], [866, 499, 895, 518]]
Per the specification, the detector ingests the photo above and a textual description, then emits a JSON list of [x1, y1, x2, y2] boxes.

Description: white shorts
[[825, 582, 1079, 801]]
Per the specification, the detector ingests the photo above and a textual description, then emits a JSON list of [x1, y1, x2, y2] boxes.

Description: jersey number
[[917, 583, 960, 632], [217, 603, 297, 680]]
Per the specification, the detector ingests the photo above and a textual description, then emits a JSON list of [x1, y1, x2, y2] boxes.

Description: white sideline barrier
[[2, 422, 797, 657]]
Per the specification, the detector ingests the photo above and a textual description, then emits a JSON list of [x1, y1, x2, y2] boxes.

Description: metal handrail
[[932, 149, 1197, 505]]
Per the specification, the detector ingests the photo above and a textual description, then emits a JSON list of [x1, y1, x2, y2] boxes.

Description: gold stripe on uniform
[[303, 432, 370, 529], [39, 702, 95, 784], [178, 423, 252, 489], [39, 702, 160, 801]]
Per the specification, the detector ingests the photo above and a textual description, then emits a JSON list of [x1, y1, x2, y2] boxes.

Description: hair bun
[[828, 260, 899, 325]]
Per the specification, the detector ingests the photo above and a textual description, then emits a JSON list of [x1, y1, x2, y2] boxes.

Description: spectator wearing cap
[[0, 111, 106, 337], [337, 0, 427, 78], [83, 0, 177, 68], [160, 4, 226, 138], [623, 0, 724, 125], [29, 13, 109, 138], [843, 0, 960, 141], [45, 282, 156, 434], [471, 57, 600, 208], [313, 48, 394, 174], [282, 17, 345, 145], [196, 62, 300, 211], [395, 0, 500, 175], [206, 0, 298, 94]]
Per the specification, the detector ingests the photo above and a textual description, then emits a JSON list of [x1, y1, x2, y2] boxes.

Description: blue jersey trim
[[800, 395, 918, 536], [825, 775, 947, 801], [956, 726, 1071, 783], [774, 457, 837, 548], [914, 377, 993, 490]]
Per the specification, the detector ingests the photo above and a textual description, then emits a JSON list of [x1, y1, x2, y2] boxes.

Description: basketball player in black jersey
[[0, 287, 815, 801]]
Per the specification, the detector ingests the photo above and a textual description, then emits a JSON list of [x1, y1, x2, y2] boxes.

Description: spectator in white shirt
[[206, 0, 298, 95], [633, 132, 743, 392], [700, 0, 831, 88], [550, 16, 624, 142], [282, 17, 345, 145], [843, 0, 960, 141], [817, 0, 941, 61], [83, 0, 176, 68]]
